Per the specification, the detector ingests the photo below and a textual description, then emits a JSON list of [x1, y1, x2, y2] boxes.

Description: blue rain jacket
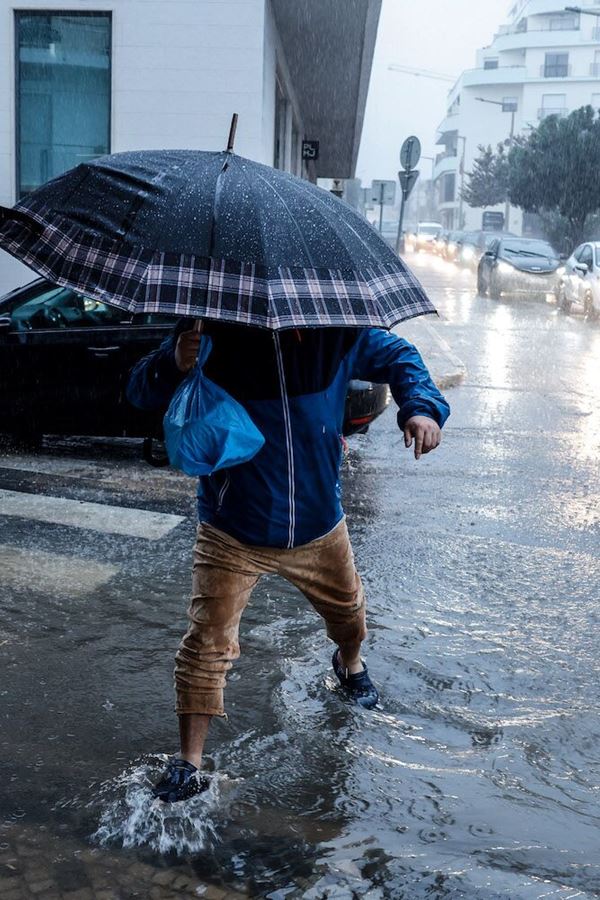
[[127, 320, 450, 548]]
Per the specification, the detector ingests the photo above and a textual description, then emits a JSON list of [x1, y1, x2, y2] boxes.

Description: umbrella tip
[[226, 113, 238, 152]]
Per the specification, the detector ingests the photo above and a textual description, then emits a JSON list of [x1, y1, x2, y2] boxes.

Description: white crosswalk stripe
[[0, 544, 118, 595], [0, 488, 185, 539]]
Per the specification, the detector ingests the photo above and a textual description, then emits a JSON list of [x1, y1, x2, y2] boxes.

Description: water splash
[[90, 755, 222, 855]]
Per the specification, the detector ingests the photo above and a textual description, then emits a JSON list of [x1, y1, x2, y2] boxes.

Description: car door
[[575, 244, 594, 306], [0, 283, 142, 436], [563, 246, 581, 302], [0, 281, 183, 439]]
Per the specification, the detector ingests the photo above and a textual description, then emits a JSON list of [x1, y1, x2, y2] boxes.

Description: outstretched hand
[[403, 415, 441, 460]]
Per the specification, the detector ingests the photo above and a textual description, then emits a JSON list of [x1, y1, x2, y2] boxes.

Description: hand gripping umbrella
[[0, 117, 435, 330]]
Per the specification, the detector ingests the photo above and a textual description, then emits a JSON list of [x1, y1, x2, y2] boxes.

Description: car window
[[595, 247, 600, 268], [501, 240, 557, 258], [573, 244, 586, 262], [131, 313, 178, 326], [579, 245, 593, 267], [9, 286, 131, 331]]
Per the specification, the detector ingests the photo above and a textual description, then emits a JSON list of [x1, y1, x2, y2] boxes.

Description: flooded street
[[1, 254, 600, 898]]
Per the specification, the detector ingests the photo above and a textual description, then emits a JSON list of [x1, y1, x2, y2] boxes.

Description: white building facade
[[0, 0, 380, 291], [434, 0, 600, 234]]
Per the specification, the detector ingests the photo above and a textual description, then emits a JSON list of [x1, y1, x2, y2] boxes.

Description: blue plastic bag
[[163, 335, 264, 476]]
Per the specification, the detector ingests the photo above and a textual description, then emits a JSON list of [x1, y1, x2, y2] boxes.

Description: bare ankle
[[337, 648, 363, 675]]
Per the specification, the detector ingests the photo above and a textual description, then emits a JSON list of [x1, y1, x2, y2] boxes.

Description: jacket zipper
[[216, 472, 230, 512], [273, 332, 295, 548]]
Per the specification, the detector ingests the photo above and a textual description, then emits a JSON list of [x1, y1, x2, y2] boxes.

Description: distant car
[[443, 230, 465, 263], [457, 230, 516, 269], [556, 241, 600, 316], [406, 221, 443, 253], [477, 237, 561, 299], [432, 230, 449, 256], [0, 279, 390, 443]]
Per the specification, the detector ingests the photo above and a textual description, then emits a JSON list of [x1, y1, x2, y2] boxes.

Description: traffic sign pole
[[395, 136, 423, 254], [379, 182, 385, 233], [396, 193, 407, 254], [395, 169, 420, 254]]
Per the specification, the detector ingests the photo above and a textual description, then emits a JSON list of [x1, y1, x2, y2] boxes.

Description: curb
[[393, 316, 467, 390]]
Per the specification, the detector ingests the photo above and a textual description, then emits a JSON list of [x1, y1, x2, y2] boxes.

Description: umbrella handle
[[193, 319, 203, 334]]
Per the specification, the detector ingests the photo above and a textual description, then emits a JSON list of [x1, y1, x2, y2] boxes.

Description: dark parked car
[[0, 279, 389, 446], [477, 237, 561, 299]]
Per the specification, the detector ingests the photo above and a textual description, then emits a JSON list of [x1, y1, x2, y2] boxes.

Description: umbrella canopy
[[0, 150, 435, 330]]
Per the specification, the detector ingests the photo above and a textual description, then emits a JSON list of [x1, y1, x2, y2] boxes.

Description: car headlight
[[448, 242, 455, 252], [461, 247, 475, 260], [556, 266, 566, 276], [497, 261, 514, 275]]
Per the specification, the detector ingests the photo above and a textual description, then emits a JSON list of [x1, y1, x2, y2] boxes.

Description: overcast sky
[[356, 0, 510, 185]]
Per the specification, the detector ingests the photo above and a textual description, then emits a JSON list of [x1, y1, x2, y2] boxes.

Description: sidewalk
[[394, 314, 467, 390]]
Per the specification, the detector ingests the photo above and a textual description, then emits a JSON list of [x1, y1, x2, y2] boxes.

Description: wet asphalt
[[0, 253, 599, 899]]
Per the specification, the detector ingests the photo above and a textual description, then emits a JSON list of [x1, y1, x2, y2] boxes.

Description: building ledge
[[271, 0, 381, 178]]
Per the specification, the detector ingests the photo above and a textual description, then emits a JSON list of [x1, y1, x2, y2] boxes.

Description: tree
[[508, 106, 600, 248], [462, 143, 509, 208]]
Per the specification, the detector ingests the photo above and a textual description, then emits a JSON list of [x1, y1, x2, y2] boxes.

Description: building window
[[483, 59, 499, 70], [543, 53, 569, 77], [539, 94, 567, 118], [547, 12, 578, 30], [15, 11, 111, 198]]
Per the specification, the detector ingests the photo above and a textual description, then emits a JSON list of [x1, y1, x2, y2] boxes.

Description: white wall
[[0, 0, 274, 294]]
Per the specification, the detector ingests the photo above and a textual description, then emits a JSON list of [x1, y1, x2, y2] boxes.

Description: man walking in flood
[[127, 320, 449, 802]]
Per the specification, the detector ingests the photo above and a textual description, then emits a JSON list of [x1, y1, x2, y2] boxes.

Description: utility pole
[[475, 96, 518, 231], [457, 136, 466, 230]]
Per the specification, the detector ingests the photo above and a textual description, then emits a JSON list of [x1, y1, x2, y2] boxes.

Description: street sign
[[398, 169, 420, 199], [371, 180, 396, 206], [400, 135, 421, 171], [330, 178, 344, 196], [302, 140, 319, 161]]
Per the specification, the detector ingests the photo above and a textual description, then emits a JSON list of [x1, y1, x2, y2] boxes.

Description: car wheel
[[583, 291, 597, 320], [477, 269, 487, 297], [488, 272, 501, 300], [557, 283, 571, 314]]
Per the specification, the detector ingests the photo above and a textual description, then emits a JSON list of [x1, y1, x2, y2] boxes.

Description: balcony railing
[[538, 107, 568, 118], [435, 150, 458, 165], [497, 19, 580, 36], [540, 64, 571, 77]]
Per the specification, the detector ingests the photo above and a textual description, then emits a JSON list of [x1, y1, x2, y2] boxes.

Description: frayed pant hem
[[175, 707, 227, 718]]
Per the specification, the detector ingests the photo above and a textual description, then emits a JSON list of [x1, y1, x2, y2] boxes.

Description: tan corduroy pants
[[174, 518, 367, 716]]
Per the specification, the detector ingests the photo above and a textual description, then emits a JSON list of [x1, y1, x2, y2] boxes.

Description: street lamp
[[564, 6, 600, 15], [475, 96, 518, 230]]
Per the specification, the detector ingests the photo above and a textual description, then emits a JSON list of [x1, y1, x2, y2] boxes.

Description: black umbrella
[[0, 128, 435, 330]]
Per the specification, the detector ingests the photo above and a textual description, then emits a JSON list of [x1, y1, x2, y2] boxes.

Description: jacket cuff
[[397, 401, 441, 430]]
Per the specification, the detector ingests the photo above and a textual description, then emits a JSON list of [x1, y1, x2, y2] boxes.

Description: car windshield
[[418, 225, 441, 235], [502, 241, 557, 258]]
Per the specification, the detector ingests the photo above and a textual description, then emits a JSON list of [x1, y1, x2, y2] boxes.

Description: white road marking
[[0, 489, 184, 539], [0, 544, 117, 595]]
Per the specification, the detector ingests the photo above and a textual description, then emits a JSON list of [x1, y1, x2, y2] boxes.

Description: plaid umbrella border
[[0, 201, 436, 329]]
